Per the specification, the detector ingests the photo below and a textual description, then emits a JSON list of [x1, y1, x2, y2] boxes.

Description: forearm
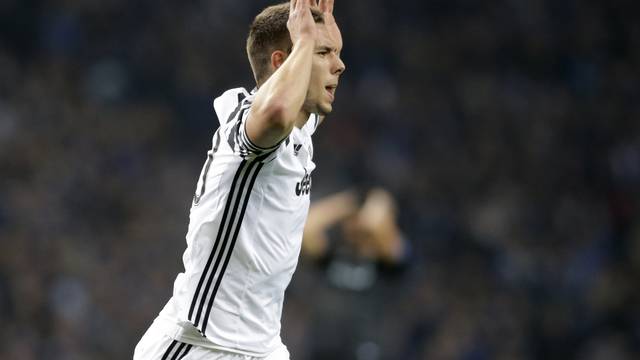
[[302, 191, 357, 259], [249, 38, 314, 144], [307, 190, 358, 229]]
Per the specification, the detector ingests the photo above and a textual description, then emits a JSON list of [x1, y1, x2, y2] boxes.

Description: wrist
[[292, 33, 316, 47], [291, 36, 315, 50], [291, 37, 315, 53]]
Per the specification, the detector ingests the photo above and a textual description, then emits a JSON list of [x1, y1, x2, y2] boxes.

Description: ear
[[270, 50, 288, 71]]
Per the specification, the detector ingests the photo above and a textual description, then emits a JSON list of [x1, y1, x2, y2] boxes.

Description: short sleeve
[[222, 102, 282, 162]]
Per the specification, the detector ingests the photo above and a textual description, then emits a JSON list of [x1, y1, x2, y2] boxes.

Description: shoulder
[[212, 87, 254, 127], [213, 87, 252, 116]]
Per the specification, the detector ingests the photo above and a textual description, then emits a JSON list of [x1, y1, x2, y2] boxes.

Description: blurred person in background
[[302, 188, 409, 273], [134, 1, 345, 359], [296, 188, 411, 359]]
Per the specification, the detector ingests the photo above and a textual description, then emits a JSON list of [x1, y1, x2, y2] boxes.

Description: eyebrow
[[316, 45, 342, 54]]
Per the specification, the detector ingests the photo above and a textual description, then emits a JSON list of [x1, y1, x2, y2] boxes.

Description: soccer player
[[133, 0, 345, 359]]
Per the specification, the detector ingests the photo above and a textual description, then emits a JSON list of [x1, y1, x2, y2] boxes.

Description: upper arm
[[244, 99, 290, 149], [220, 99, 282, 161]]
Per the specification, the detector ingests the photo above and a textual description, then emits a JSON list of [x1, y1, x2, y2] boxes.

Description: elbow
[[263, 101, 295, 131]]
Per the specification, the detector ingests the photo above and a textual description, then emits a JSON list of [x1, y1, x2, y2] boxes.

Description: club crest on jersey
[[295, 171, 312, 196], [293, 143, 302, 156]]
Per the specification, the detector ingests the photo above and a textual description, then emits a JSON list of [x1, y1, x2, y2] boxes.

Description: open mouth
[[325, 85, 337, 100]]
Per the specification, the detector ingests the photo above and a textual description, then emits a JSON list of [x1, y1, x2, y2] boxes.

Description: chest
[[260, 128, 316, 210]]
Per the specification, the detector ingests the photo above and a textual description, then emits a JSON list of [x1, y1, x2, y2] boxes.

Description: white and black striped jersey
[[154, 87, 319, 356]]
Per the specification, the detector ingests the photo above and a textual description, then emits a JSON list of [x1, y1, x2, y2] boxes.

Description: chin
[[318, 103, 332, 116], [304, 98, 332, 116]]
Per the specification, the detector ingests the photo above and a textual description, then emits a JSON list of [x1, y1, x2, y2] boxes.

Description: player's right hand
[[318, 0, 342, 50], [287, 0, 317, 45]]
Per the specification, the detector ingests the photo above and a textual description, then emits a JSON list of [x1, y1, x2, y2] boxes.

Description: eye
[[317, 50, 330, 56]]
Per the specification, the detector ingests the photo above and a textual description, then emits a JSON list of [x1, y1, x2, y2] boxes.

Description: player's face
[[303, 23, 345, 116]]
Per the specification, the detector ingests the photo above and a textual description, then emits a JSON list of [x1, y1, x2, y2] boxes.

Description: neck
[[295, 110, 310, 129]]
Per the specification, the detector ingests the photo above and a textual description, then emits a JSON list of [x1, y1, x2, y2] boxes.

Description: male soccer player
[[133, 0, 345, 359]]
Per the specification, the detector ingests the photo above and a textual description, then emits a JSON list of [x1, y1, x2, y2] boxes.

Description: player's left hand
[[317, 0, 343, 49]]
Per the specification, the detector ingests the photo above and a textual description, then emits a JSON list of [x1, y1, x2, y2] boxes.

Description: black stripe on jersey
[[200, 160, 264, 335], [239, 130, 281, 161], [193, 158, 259, 332], [177, 344, 193, 360], [224, 94, 246, 125], [239, 121, 281, 155], [236, 92, 246, 106], [188, 151, 271, 333], [161, 340, 178, 360], [226, 97, 249, 150], [171, 342, 187, 360], [192, 160, 255, 328], [228, 120, 238, 150], [227, 106, 249, 150], [188, 160, 248, 322]]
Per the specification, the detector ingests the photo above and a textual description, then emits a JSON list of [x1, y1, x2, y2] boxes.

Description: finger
[[319, 0, 334, 13]]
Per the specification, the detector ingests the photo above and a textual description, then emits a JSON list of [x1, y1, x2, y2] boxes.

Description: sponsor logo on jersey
[[295, 170, 312, 196], [293, 143, 302, 156]]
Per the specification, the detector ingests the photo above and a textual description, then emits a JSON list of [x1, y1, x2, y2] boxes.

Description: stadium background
[[1, 0, 639, 359]]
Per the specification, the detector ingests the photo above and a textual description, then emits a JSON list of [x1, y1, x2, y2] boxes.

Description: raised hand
[[317, 0, 342, 49], [317, 0, 334, 13], [288, 0, 318, 45], [346, 188, 404, 263]]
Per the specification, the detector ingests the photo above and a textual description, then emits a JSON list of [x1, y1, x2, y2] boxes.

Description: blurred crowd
[[1, 0, 639, 359]]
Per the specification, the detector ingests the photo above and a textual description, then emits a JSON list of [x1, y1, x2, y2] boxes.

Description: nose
[[334, 56, 346, 75]]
